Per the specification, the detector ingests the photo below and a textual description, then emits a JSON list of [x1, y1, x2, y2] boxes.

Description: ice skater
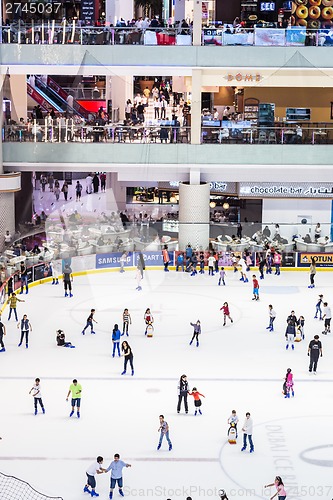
[[220, 302, 233, 326], [273, 251, 282, 275], [308, 257, 316, 289], [189, 320, 201, 347], [267, 305, 276, 332], [7, 292, 25, 321], [162, 245, 170, 272], [314, 294, 323, 319], [119, 251, 127, 273], [112, 324, 121, 357], [144, 308, 154, 335], [29, 378, 45, 415], [122, 308, 132, 336], [190, 253, 198, 276], [121, 341, 134, 376], [50, 259, 60, 285], [296, 316, 305, 341], [82, 309, 97, 335], [241, 412, 254, 453], [238, 257, 249, 283], [84, 456, 105, 497], [285, 315, 296, 351], [157, 415, 172, 451], [308, 335, 323, 374], [199, 251, 205, 274], [227, 410, 239, 439], [20, 262, 29, 294], [63, 263, 73, 297], [322, 302, 331, 334], [231, 254, 238, 273], [105, 453, 131, 499], [283, 368, 294, 398], [135, 266, 142, 291], [189, 387, 205, 415], [218, 267, 226, 286], [208, 253, 215, 276], [17, 314, 32, 348], [0, 319, 6, 353], [56, 329, 75, 348], [177, 374, 189, 414], [66, 379, 82, 418], [264, 476, 287, 500], [259, 254, 266, 280], [252, 275, 259, 301]]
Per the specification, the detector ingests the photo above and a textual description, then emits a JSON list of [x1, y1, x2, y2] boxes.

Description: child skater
[[29, 378, 45, 415], [314, 294, 323, 320], [144, 308, 154, 335], [218, 267, 226, 286], [283, 368, 294, 398], [264, 476, 287, 500], [227, 409, 239, 438], [252, 275, 259, 301], [199, 251, 205, 274], [189, 320, 201, 347], [188, 387, 205, 416], [266, 305, 276, 332], [122, 308, 132, 336], [297, 315, 305, 340], [220, 302, 233, 326]]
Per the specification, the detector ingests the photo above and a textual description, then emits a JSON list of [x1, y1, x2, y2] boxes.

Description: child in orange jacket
[[188, 387, 205, 416]]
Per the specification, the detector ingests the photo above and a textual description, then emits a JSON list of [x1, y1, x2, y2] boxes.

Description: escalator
[[27, 76, 89, 118]]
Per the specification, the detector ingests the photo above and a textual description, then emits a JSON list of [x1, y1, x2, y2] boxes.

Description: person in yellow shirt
[[7, 292, 25, 321], [66, 379, 82, 418]]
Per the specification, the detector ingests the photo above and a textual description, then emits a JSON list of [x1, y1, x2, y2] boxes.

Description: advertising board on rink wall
[[297, 253, 333, 268]]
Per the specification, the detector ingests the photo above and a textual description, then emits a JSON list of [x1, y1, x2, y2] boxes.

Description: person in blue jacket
[[112, 324, 121, 357]]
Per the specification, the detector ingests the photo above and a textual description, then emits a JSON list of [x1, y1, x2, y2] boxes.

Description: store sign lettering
[[225, 73, 263, 82], [239, 184, 333, 198]]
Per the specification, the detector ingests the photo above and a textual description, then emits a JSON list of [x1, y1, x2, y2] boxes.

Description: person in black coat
[[177, 374, 189, 414]]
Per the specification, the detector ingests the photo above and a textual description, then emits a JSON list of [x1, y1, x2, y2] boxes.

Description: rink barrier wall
[[1, 251, 332, 315]]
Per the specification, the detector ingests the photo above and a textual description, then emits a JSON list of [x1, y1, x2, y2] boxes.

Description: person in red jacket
[[220, 302, 233, 326], [188, 387, 205, 416], [252, 275, 259, 301], [162, 245, 170, 272]]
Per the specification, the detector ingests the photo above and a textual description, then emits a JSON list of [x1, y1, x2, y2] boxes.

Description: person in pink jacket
[[264, 476, 287, 500], [273, 251, 282, 276], [283, 368, 294, 398]]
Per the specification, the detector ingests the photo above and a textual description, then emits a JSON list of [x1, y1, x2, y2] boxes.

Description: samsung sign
[[239, 182, 333, 198]]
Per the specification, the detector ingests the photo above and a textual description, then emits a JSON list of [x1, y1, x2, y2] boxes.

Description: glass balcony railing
[[4, 123, 333, 145]]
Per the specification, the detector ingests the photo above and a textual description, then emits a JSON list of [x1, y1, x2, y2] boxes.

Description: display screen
[[260, 2, 276, 11]]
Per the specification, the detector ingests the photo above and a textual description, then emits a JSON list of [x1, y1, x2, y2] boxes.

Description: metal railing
[[3, 122, 191, 144], [201, 125, 331, 145], [0, 23, 192, 45]]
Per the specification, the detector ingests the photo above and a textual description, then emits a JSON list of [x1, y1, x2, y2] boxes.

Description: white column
[[178, 182, 210, 250], [174, 0, 186, 22], [193, 0, 202, 46], [105, 172, 127, 211], [106, 0, 134, 25], [111, 75, 133, 121], [191, 69, 202, 145], [8, 75, 28, 123]]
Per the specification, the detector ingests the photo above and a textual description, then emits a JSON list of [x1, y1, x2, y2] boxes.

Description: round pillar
[[178, 182, 210, 250], [0, 173, 21, 251]]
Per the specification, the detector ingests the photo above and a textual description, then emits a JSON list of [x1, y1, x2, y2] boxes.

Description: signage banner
[[203, 29, 222, 46], [239, 182, 333, 198], [297, 253, 333, 268], [286, 27, 306, 47], [96, 252, 133, 269], [134, 251, 168, 267], [282, 252, 296, 267], [33, 262, 52, 281], [223, 32, 253, 46], [81, 0, 95, 24], [255, 28, 285, 46]]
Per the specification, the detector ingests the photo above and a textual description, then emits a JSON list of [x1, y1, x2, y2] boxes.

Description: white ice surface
[[0, 268, 333, 500]]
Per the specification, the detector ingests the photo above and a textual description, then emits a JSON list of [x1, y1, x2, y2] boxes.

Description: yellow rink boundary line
[[1, 265, 332, 316]]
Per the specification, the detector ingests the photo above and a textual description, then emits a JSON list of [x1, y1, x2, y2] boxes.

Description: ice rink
[[0, 267, 333, 500]]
